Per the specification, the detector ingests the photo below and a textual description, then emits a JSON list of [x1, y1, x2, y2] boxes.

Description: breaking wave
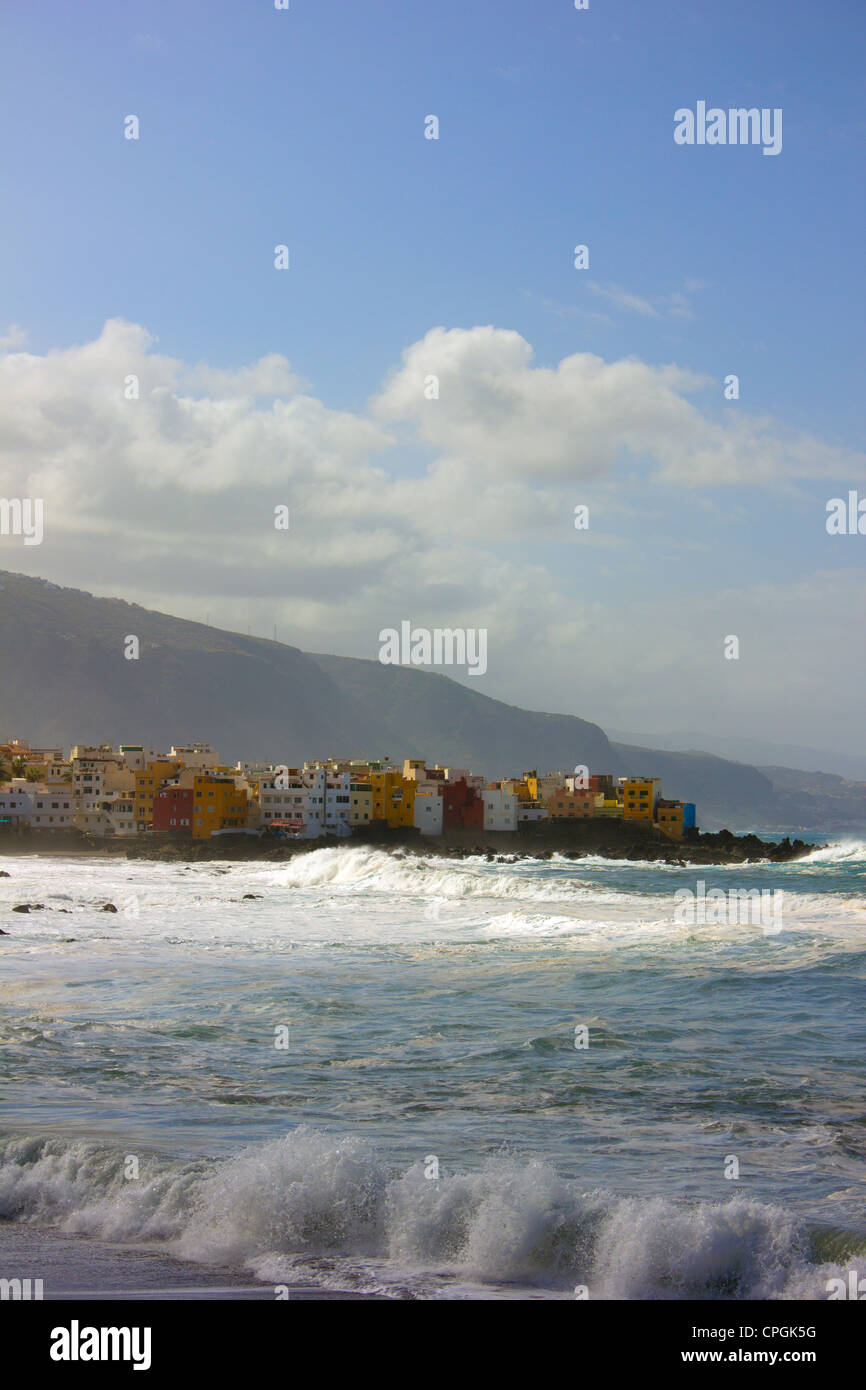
[[1, 1130, 862, 1299], [797, 841, 866, 866], [268, 846, 629, 904]]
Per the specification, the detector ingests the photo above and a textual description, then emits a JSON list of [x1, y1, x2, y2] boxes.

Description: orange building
[[191, 773, 249, 839], [546, 789, 594, 818], [134, 759, 182, 830]]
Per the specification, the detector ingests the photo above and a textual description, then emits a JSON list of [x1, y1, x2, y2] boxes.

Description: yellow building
[[501, 776, 534, 802], [522, 771, 539, 801], [134, 759, 182, 830], [191, 774, 249, 839], [655, 800, 685, 838], [349, 780, 373, 826], [370, 770, 416, 827], [621, 777, 662, 822]]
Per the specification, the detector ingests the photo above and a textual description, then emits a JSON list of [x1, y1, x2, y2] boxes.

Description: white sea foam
[[266, 846, 612, 903], [797, 840, 866, 865], [1, 1130, 862, 1299]]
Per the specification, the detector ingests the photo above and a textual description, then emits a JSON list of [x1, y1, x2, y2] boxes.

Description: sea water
[[1, 842, 864, 1300]]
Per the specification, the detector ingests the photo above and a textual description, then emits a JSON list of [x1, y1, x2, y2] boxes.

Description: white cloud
[[372, 325, 863, 486], [1, 318, 863, 749], [183, 354, 305, 398], [0, 324, 27, 350], [587, 282, 661, 317]]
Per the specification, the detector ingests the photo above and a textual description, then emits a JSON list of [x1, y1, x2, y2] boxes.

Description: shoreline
[[0, 821, 820, 867]]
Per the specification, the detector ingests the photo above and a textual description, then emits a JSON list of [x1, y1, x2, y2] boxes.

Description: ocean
[[1, 841, 864, 1301]]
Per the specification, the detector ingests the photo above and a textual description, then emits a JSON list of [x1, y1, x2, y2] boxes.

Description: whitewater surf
[[1, 842, 864, 1299]]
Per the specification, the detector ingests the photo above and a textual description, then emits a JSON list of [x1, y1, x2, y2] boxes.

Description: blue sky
[[1, 0, 864, 757]]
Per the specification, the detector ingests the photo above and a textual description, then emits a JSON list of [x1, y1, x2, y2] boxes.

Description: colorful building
[[1, 735, 699, 843], [621, 777, 663, 822], [134, 759, 182, 831], [442, 777, 483, 831], [655, 799, 684, 838], [349, 780, 374, 827], [547, 788, 594, 818], [370, 770, 416, 828], [152, 786, 194, 836], [190, 773, 248, 839]]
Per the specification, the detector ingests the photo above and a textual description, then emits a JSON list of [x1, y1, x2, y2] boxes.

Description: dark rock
[[0, 870, 10, 877], [242, 893, 263, 900], [101, 903, 118, 912], [12, 903, 44, 912]]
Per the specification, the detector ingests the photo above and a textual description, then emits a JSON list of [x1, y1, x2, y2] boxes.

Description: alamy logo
[[50, 1321, 152, 1371], [0, 1277, 43, 1299], [674, 102, 782, 156], [0, 497, 43, 545], [826, 491, 866, 535], [379, 621, 487, 677], [826, 1270, 866, 1300], [674, 880, 784, 933]]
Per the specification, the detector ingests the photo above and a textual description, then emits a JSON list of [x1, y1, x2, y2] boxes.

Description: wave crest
[[2, 1129, 863, 1298]]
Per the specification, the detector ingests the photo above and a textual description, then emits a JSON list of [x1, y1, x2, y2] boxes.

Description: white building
[[71, 748, 133, 800], [443, 767, 486, 792], [482, 788, 518, 832], [73, 790, 136, 837], [324, 774, 353, 836], [0, 780, 32, 828], [255, 767, 325, 838], [170, 744, 220, 770], [414, 789, 444, 835], [118, 745, 159, 772], [0, 779, 75, 830]]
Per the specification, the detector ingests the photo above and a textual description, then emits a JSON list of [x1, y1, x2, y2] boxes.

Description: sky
[[1, 0, 864, 757]]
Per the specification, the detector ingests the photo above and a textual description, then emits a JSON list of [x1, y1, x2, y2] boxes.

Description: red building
[[152, 785, 194, 836], [442, 778, 484, 831], [589, 773, 615, 796]]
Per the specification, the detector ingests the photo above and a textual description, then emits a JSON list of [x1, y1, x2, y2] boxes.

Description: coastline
[[0, 819, 818, 867]]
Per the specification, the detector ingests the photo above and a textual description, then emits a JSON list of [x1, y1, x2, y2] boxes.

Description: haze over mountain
[[1, 569, 864, 832], [608, 728, 866, 785]]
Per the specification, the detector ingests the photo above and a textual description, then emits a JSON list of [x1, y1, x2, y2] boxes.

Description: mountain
[[1, 570, 864, 831], [0, 570, 610, 773], [608, 727, 866, 783]]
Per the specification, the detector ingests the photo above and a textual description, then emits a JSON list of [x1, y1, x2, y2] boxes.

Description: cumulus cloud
[[0, 318, 390, 499], [372, 326, 864, 486], [0, 318, 862, 747]]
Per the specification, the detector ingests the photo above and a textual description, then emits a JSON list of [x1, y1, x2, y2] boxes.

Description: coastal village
[[0, 738, 697, 842]]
